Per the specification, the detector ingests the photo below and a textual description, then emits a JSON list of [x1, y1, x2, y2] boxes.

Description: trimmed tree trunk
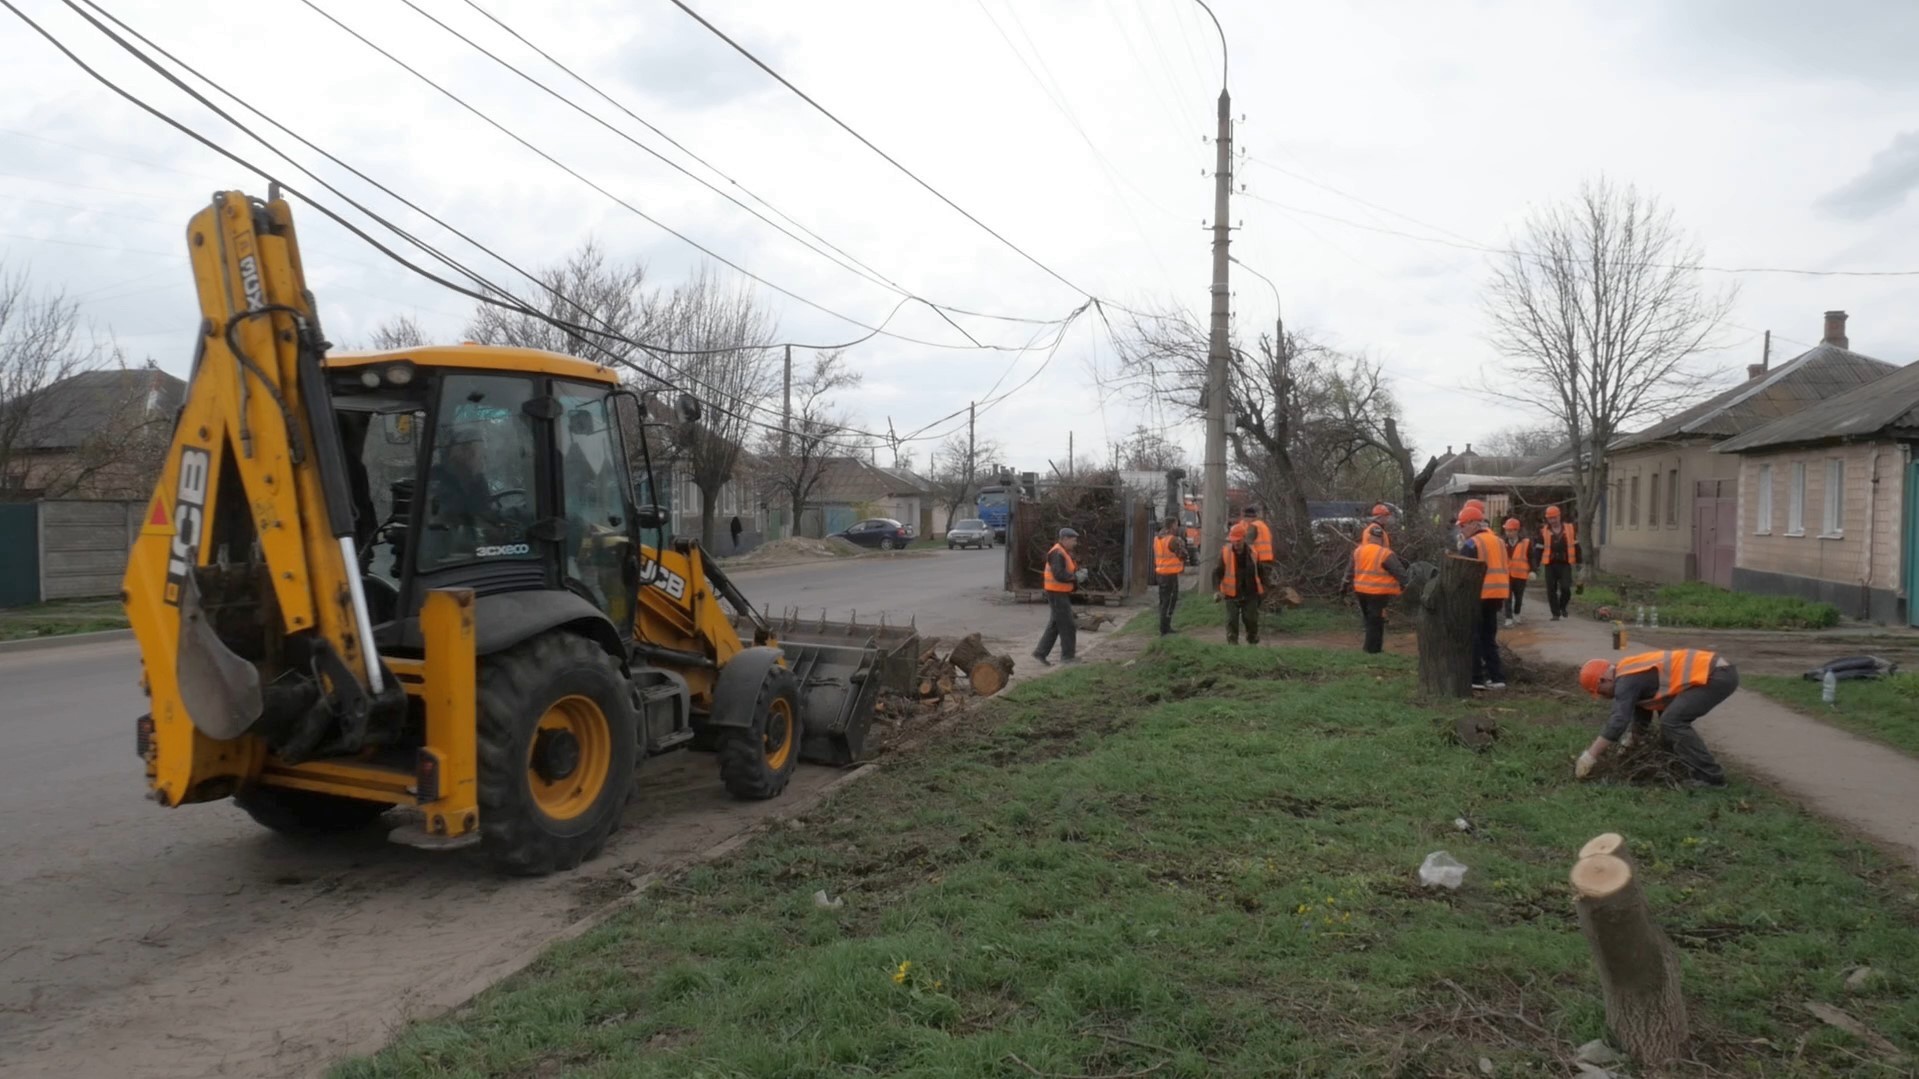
[[1414, 555, 1485, 700], [1571, 849, 1689, 1067], [968, 657, 1014, 697], [947, 633, 990, 674]]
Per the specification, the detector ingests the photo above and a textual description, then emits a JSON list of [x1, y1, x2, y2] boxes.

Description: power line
[[664, 0, 1093, 299]]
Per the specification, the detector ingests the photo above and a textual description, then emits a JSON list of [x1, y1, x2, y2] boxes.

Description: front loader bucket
[[735, 608, 919, 766]]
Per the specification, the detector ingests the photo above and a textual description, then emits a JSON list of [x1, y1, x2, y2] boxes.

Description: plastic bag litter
[[1418, 851, 1468, 890]]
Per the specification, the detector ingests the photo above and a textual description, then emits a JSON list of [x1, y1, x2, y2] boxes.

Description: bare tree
[[464, 239, 661, 371], [365, 314, 428, 350], [0, 265, 166, 500], [1478, 423, 1563, 460], [1482, 177, 1732, 553], [1116, 424, 1187, 471], [754, 350, 860, 538], [650, 263, 777, 549], [929, 430, 1003, 530]]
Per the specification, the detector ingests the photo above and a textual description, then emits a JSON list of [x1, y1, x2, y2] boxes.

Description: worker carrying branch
[[1212, 523, 1263, 645], [1576, 650, 1737, 788], [1341, 522, 1408, 654]]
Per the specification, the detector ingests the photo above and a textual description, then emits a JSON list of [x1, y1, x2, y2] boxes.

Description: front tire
[[234, 786, 391, 836], [476, 631, 637, 876], [880, 537, 896, 551], [717, 664, 802, 801]]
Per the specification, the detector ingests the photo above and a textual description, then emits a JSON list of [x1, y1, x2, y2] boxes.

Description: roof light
[[360, 369, 381, 388], [385, 363, 415, 386]]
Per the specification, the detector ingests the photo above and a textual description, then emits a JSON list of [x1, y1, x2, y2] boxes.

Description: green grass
[[1746, 673, 1919, 758], [1123, 592, 1358, 639], [0, 599, 128, 641], [1579, 577, 1840, 630], [338, 635, 1919, 1078]]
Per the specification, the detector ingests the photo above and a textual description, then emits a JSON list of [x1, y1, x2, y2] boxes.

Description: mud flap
[[174, 574, 263, 741]]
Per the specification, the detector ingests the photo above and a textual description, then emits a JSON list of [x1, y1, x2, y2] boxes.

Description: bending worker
[[1343, 522, 1408, 654], [1032, 527, 1085, 666], [1576, 648, 1737, 789], [1539, 505, 1580, 620], [1456, 503, 1509, 690], [1152, 516, 1187, 636], [1212, 522, 1263, 645], [1502, 517, 1533, 627]]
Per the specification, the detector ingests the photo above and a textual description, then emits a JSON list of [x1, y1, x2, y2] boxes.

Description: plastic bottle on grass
[[1823, 670, 1837, 706]]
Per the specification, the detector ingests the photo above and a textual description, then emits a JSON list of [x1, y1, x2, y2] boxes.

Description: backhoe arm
[[125, 190, 383, 806]]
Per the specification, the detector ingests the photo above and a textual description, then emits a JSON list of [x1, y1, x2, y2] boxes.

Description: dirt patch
[[722, 536, 868, 568]]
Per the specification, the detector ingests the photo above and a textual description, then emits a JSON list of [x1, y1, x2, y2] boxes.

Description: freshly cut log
[[969, 656, 1015, 697], [1571, 849, 1688, 1067], [947, 633, 990, 674]]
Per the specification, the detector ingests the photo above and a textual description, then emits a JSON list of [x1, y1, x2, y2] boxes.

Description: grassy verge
[[1579, 576, 1840, 630], [340, 632, 1917, 1077], [0, 599, 128, 641], [1746, 673, 1919, 758], [1122, 590, 1362, 639]]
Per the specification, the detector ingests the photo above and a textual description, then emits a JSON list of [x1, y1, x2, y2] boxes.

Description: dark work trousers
[[1036, 592, 1077, 661], [1156, 573, 1182, 635], [1225, 595, 1260, 644], [1654, 663, 1738, 784], [1543, 564, 1573, 617], [1357, 593, 1391, 654], [1473, 599, 1505, 685], [1506, 578, 1529, 619]]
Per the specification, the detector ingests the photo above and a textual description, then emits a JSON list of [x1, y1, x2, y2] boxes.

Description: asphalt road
[[0, 547, 1037, 1073]]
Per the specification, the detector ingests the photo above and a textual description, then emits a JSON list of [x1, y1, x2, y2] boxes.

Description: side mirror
[[676, 394, 702, 425], [634, 505, 668, 529]]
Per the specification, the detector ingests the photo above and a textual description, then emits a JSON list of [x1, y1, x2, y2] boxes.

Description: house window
[[1667, 469, 1679, 527], [1823, 459, 1845, 537], [1612, 481, 1622, 526], [1649, 473, 1661, 527], [1754, 464, 1772, 535], [1629, 475, 1640, 527], [1787, 461, 1806, 535]]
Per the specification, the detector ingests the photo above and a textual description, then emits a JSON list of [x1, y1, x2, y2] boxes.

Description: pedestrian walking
[[1457, 503, 1509, 690], [1032, 527, 1084, 666], [1240, 506, 1277, 586], [1343, 522, 1408, 654], [729, 514, 743, 550], [1539, 505, 1580, 620], [1575, 648, 1737, 788], [1152, 516, 1187, 636], [1212, 523, 1263, 644], [1502, 517, 1533, 626]]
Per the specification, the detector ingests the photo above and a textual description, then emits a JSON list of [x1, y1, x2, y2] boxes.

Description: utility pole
[[1068, 431, 1075, 478], [966, 400, 976, 498], [1196, 0, 1231, 566], [1761, 329, 1771, 373], [781, 344, 793, 456]]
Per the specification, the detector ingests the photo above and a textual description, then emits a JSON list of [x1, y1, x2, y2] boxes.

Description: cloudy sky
[[5, 0, 1919, 475]]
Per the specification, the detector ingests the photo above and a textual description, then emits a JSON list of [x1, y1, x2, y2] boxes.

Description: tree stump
[[968, 656, 1015, 697], [1413, 555, 1485, 700], [1579, 832, 1631, 865], [1571, 850, 1689, 1067], [947, 633, 991, 674]]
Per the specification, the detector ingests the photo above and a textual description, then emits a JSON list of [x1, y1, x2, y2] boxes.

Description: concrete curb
[[0, 628, 133, 655]]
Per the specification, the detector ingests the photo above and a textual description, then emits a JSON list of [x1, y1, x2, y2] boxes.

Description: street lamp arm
[[1188, 0, 1229, 87]]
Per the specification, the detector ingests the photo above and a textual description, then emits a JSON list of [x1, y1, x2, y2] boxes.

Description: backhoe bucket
[[737, 608, 919, 766]]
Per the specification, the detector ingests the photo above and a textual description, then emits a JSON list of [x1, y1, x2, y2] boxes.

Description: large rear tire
[[234, 786, 391, 836], [717, 664, 802, 801], [476, 631, 636, 876]]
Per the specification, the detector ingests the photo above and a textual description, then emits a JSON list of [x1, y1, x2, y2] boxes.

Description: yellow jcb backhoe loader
[[122, 190, 915, 874]]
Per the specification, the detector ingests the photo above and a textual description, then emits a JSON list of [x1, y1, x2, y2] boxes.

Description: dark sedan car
[[834, 517, 912, 551]]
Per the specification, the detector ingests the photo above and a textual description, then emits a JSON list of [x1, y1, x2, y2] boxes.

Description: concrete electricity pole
[[1199, 2, 1232, 566], [781, 344, 793, 456]]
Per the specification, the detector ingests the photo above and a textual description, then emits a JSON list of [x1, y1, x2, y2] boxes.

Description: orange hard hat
[[1545, 505, 1562, 519], [1503, 517, 1520, 531], [1579, 659, 1612, 697], [1228, 523, 1247, 541], [1456, 503, 1485, 525], [1371, 503, 1390, 518]]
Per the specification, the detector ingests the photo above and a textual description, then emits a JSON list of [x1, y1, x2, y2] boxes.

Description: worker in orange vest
[[1211, 522, 1263, 645], [1457, 503, 1509, 690], [1342, 522, 1408, 654], [1151, 516, 1188, 636], [1576, 649, 1738, 788], [1368, 503, 1394, 550], [1539, 505, 1581, 620], [1502, 518, 1534, 627], [1240, 505, 1277, 586], [1032, 527, 1084, 666]]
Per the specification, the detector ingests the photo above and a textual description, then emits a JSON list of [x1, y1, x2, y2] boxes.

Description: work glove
[[1574, 750, 1598, 780], [1211, 592, 1223, 604], [1619, 728, 1637, 749], [1074, 568, 1089, 584]]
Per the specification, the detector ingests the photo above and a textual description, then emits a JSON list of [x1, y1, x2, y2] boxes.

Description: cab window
[[555, 381, 633, 616], [417, 374, 538, 570]]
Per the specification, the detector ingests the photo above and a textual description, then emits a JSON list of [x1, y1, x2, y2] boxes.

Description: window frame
[[1787, 461, 1806, 536], [1754, 463, 1773, 535], [1822, 458, 1845, 539], [1667, 468, 1680, 528], [1649, 472, 1661, 528], [1629, 475, 1640, 528]]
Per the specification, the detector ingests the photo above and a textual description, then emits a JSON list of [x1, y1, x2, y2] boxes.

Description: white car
[[946, 518, 994, 549]]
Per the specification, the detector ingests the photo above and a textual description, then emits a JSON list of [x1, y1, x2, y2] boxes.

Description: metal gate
[[1692, 480, 1736, 588]]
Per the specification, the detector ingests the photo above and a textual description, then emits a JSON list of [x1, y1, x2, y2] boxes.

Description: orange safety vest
[[1245, 518, 1275, 563], [1616, 649, 1718, 711], [1153, 535, 1183, 576], [1469, 530, 1510, 600], [1352, 542, 1401, 597], [1506, 537, 1533, 581], [1043, 543, 1077, 593], [1219, 544, 1265, 599], [1539, 523, 1578, 566]]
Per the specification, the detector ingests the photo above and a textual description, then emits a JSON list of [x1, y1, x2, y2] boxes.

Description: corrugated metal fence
[[0, 500, 145, 606]]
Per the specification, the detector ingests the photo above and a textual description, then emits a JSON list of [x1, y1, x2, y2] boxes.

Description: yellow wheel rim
[[526, 695, 613, 822], [764, 697, 795, 771]]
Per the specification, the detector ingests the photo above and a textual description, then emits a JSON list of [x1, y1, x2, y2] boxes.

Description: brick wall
[[1735, 442, 1903, 594], [1600, 443, 1739, 581]]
